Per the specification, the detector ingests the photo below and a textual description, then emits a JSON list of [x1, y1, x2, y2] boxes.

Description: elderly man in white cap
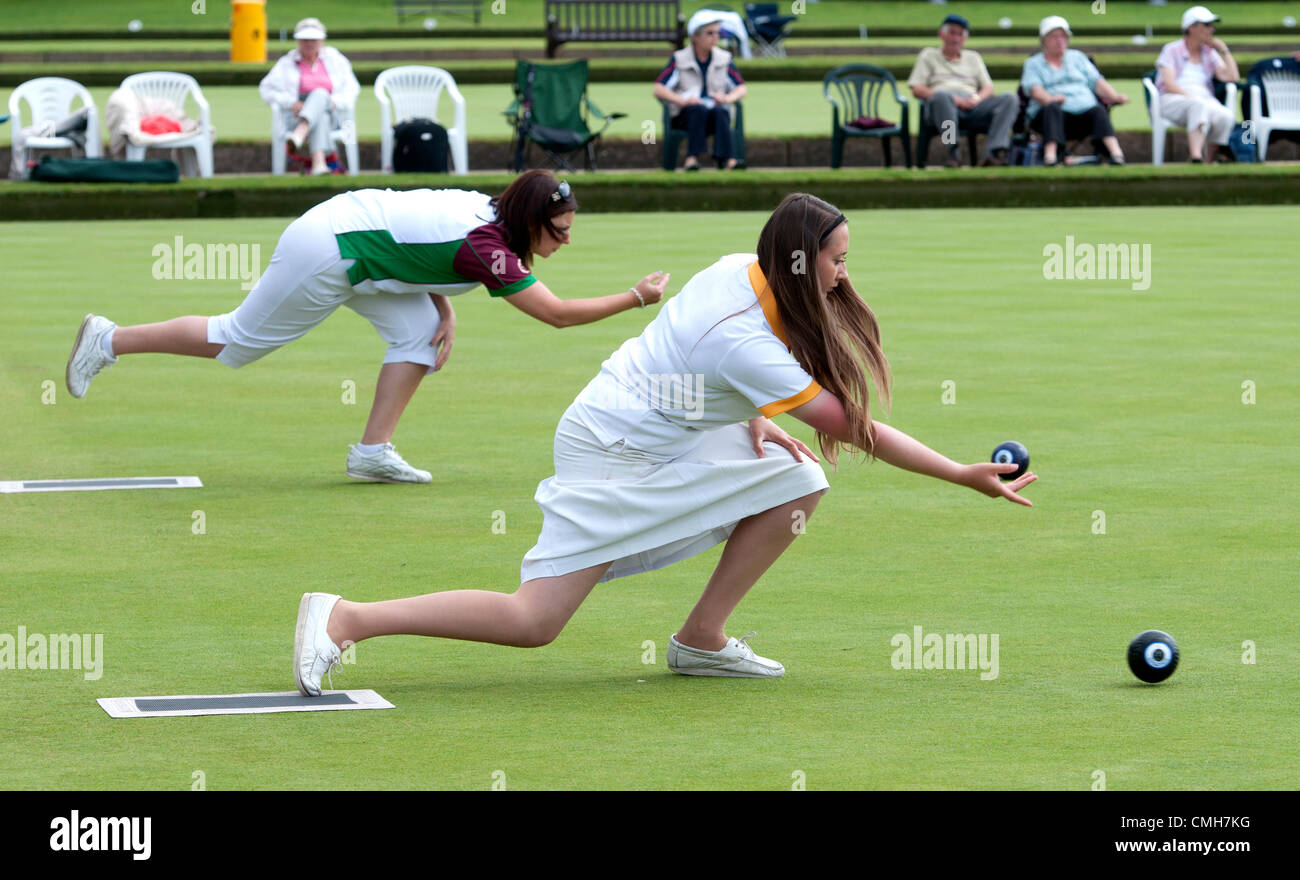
[[1155, 6, 1241, 163], [652, 12, 747, 170], [259, 17, 360, 174], [1021, 15, 1129, 165]]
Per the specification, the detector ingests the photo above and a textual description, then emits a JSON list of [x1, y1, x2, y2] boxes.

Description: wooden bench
[[545, 0, 684, 58], [394, 0, 483, 25]]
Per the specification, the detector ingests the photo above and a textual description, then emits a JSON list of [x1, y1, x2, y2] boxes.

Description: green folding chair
[[504, 59, 625, 172]]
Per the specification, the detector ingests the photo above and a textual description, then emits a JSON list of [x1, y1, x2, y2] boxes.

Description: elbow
[[545, 308, 575, 329]]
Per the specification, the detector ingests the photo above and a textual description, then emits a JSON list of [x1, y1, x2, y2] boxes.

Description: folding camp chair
[[744, 3, 795, 58], [504, 59, 625, 172]]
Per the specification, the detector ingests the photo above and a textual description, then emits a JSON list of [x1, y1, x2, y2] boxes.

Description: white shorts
[[207, 202, 442, 370], [520, 410, 830, 584]]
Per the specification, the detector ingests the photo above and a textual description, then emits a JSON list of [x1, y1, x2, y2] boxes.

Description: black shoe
[[1108, 153, 1126, 166]]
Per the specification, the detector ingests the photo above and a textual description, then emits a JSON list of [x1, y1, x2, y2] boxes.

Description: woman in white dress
[[293, 193, 1038, 692]]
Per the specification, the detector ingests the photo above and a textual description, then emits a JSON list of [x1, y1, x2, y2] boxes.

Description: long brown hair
[[756, 193, 891, 464], [489, 169, 579, 270]]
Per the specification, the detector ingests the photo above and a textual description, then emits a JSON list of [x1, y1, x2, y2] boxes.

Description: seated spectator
[[907, 14, 1019, 167], [1157, 6, 1240, 163], [652, 13, 747, 171], [1021, 15, 1129, 165], [258, 17, 360, 175]]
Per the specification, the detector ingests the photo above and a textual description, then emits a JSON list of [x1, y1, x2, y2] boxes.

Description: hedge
[[3, 166, 1297, 221]]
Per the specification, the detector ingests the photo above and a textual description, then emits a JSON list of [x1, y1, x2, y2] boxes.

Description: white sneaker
[[65, 314, 117, 399], [294, 592, 342, 697], [667, 631, 785, 678], [346, 443, 432, 484]]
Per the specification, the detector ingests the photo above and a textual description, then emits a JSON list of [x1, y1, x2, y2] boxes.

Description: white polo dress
[[521, 253, 830, 584]]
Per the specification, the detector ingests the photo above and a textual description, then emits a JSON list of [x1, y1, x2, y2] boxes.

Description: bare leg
[[326, 562, 612, 649], [1101, 135, 1124, 161], [361, 361, 427, 445], [310, 149, 329, 174], [675, 490, 823, 652], [1043, 142, 1058, 164], [1187, 125, 1206, 161], [292, 118, 310, 147], [111, 316, 223, 358]]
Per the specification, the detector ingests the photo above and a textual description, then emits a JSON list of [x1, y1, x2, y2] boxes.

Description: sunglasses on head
[[550, 180, 572, 203]]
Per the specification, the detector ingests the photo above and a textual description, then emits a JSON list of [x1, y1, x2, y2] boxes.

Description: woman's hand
[[430, 295, 456, 371], [291, 100, 304, 115], [430, 317, 455, 371], [748, 417, 820, 463], [633, 271, 671, 307], [960, 463, 1037, 507]]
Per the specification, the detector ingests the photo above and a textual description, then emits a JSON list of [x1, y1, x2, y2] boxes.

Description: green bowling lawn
[[1, 206, 1295, 789]]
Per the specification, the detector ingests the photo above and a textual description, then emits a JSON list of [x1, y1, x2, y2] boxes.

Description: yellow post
[[230, 0, 267, 63]]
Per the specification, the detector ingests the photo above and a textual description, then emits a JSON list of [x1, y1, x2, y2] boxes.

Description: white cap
[[293, 17, 327, 40], [1181, 6, 1220, 30], [1039, 15, 1072, 38], [687, 10, 724, 37]]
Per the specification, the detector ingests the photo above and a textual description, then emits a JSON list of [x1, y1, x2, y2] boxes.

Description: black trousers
[[671, 104, 734, 160], [1030, 103, 1114, 149]]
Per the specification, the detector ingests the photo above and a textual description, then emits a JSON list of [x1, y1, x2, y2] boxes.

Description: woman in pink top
[[259, 17, 361, 174], [1156, 6, 1241, 163]]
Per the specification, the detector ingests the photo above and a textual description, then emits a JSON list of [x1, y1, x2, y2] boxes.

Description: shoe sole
[[346, 469, 430, 484], [65, 313, 95, 399], [292, 592, 314, 696], [667, 664, 784, 678]]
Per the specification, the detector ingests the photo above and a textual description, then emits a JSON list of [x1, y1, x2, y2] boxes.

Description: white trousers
[[1160, 93, 1234, 146], [207, 203, 441, 370]]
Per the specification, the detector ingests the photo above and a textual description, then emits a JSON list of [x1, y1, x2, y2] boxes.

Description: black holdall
[[393, 118, 450, 173]]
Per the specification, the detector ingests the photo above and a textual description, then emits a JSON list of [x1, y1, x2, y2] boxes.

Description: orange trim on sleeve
[[759, 380, 823, 418], [747, 261, 790, 348]]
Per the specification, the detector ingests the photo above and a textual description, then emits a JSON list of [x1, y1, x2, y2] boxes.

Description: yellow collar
[[747, 261, 790, 348]]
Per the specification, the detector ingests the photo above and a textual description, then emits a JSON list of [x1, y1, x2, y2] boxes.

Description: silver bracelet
[[631, 287, 646, 308]]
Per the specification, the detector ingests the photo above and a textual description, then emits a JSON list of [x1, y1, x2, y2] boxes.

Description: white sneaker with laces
[[346, 443, 432, 484], [667, 631, 785, 678], [65, 314, 118, 399], [294, 592, 343, 697]]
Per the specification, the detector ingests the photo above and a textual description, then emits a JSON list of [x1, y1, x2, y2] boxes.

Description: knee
[[507, 597, 568, 648]]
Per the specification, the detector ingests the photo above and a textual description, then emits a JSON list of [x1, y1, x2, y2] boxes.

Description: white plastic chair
[[119, 72, 214, 177], [1143, 73, 1236, 166], [1250, 62, 1300, 161], [375, 66, 468, 175], [270, 100, 359, 175], [8, 77, 102, 159]]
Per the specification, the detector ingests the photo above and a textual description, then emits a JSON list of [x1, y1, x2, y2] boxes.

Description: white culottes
[[520, 410, 830, 585], [207, 202, 441, 370], [1160, 93, 1234, 146]]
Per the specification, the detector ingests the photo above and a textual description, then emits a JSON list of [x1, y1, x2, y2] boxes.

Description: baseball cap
[[1039, 15, 1072, 38], [941, 14, 970, 34], [1181, 6, 1220, 30], [293, 17, 327, 40]]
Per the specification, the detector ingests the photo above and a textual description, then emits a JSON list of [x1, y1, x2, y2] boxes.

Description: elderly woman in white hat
[[258, 17, 360, 174], [1021, 15, 1129, 165], [652, 11, 747, 170], [1155, 6, 1241, 163]]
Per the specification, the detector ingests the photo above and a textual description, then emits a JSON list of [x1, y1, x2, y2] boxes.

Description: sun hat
[[1039, 15, 1072, 38], [293, 17, 326, 40]]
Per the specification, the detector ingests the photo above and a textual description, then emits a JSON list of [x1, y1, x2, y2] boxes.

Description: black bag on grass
[[393, 118, 450, 173], [30, 157, 180, 183]]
